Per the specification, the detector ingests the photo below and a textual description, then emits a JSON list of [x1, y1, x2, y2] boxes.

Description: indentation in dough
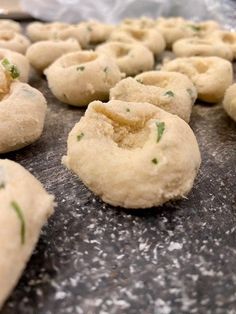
[[193, 60, 209, 73], [0, 32, 14, 41], [129, 29, 146, 41], [93, 104, 155, 149], [222, 33, 236, 44], [61, 52, 98, 68], [115, 46, 130, 58]]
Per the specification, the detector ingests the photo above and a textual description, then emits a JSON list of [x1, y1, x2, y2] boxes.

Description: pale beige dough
[[173, 37, 233, 60], [0, 69, 47, 153], [223, 84, 236, 122], [163, 56, 233, 103], [82, 20, 114, 44], [26, 39, 81, 72], [63, 100, 201, 209], [0, 30, 30, 54], [120, 17, 156, 29], [209, 30, 236, 59], [110, 71, 197, 122], [0, 159, 54, 309], [0, 48, 30, 82], [0, 19, 22, 33], [109, 26, 165, 55], [96, 41, 154, 76], [45, 50, 123, 106]]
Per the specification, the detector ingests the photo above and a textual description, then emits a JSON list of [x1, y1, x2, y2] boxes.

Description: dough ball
[[110, 71, 197, 122], [209, 30, 236, 59], [55, 24, 91, 48], [26, 39, 81, 72], [96, 41, 154, 76], [163, 56, 233, 103], [120, 17, 156, 29], [0, 72, 47, 153], [45, 50, 123, 106], [0, 30, 30, 54], [0, 48, 30, 82], [173, 37, 233, 61], [109, 26, 166, 56], [26, 22, 70, 42], [0, 19, 22, 33], [82, 21, 114, 44], [0, 159, 54, 309], [63, 100, 201, 209], [223, 83, 236, 122]]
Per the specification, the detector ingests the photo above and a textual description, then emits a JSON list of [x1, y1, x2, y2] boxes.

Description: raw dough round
[[162, 56, 233, 103], [110, 71, 197, 122], [63, 99, 201, 209], [82, 21, 114, 44], [0, 48, 30, 82], [0, 159, 54, 309], [0, 19, 22, 33], [0, 70, 47, 153], [45, 50, 123, 106], [223, 84, 236, 122], [96, 41, 154, 76], [0, 30, 30, 54], [173, 37, 233, 61], [209, 30, 236, 59], [120, 17, 156, 29], [109, 26, 166, 55], [26, 39, 81, 72]]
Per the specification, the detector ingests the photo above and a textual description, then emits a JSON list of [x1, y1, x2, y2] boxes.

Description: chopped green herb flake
[[103, 67, 108, 73], [11, 201, 25, 245], [164, 90, 174, 97], [187, 88, 195, 101], [76, 66, 85, 71], [87, 26, 93, 32], [1, 58, 20, 79], [152, 158, 158, 165], [0, 182, 5, 189], [126, 108, 130, 112], [155, 121, 165, 143], [136, 79, 143, 84], [187, 24, 201, 32], [77, 132, 84, 141]]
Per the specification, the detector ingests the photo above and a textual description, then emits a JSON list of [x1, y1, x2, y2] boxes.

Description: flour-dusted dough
[[82, 20, 114, 44], [109, 26, 166, 56], [209, 30, 236, 59], [0, 73, 47, 153], [63, 100, 201, 208], [26, 39, 81, 72], [0, 159, 54, 309], [0, 30, 30, 55], [110, 71, 197, 122], [163, 56, 233, 103], [0, 19, 22, 33], [96, 41, 154, 76], [173, 37, 233, 61], [0, 48, 30, 82], [45, 50, 123, 106], [223, 84, 236, 122], [26, 22, 70, 42], [120, 17, 156, 29]]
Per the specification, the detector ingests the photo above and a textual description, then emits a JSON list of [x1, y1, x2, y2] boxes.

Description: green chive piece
[[87, 26, 93, 32], [77, 132, 84, 141], [11, 201, 25, 245], [136, 79, 143, 84], [76, 66, 85, 71], [0, 182, 5, 189], [164, 90, 174, 97], [152, 158, 158, 165], [187, 24, 201, 32], [1, 58, 20, 79], [126, 108, 130, 112], [156, 121, 165, 143], [104, 67, 108, 73]]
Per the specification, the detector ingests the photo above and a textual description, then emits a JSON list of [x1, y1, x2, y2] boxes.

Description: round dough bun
[[110, 71, 197, 123], [120, 17, 156, 29], [82, 21, 114, 44], [172, 37, 233, 61], [109, 26, 166, 55], [63, 100, 201, 209], [26, 39, 81, 72], [163, 56, 233, 103], [96, 41, 154, 76], [210, 30, 236, 59], [223, 83, 236, 122], [0, 80, 47, 153], [0, 48, 30, 82], [0, 19, 22, 33], [45, 50, 123, 106], [0, 30, 30, 54], [0, 159, 54, 309]]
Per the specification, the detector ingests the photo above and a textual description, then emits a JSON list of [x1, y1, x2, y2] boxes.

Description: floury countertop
[[1, 45, 236, 314]]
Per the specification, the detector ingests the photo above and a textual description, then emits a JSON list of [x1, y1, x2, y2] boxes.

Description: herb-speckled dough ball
[[109, 26, 165, 56], [223, 84, 236, 122], [0, 30, 30, 54], [26, 22, 70, 42], [63, 100, 201, 209], [44, 51, 123, 106], [110, 71, 197, 123], [26, 39, 81, 72], [0, 159, 54, 309], [163, 56, 233, 103], [0, 70, 47, 153], [0, 48, 30, 82], [173, 37, 233, 61], [96, 41, 154, 76], [82, 21, 114, 44], [0, 19, 22, 33]]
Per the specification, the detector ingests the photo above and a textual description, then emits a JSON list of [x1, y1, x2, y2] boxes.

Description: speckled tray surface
[[1, 39, 236, 314]]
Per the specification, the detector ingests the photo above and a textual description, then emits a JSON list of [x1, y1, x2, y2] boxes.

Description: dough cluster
[[223, 84, 236, 122]]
